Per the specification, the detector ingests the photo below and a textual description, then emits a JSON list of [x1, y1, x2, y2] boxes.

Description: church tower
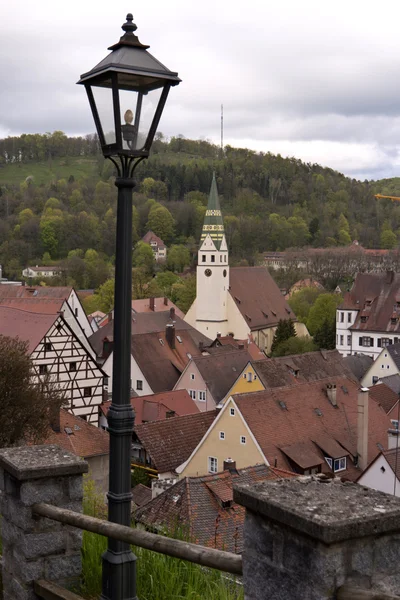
[[194, 174, 229, 338]]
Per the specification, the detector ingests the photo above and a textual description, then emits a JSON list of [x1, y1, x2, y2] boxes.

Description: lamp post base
[[101, 548, 138, 600]]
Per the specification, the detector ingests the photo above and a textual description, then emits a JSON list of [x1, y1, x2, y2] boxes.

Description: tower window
[[220, 256, 222, 262], [202, 255, 206, 262], [224, 256, 227, 262], [211, 255, 215, 263]]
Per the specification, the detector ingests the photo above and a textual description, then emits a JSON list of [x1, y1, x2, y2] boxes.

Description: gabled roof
[[233, 376, 392, 479], [383, 448, 400, 480], [135, 464, 294, 552], [253, 350, 356, 389], [387, 343, 400, 369], [0, 306, 58, 353], [368, 383, 399, 414], [228, 267, 297, 330], [192, 350, 254, 403], [209, 335, 266, 361], [102, 389, 199, 425], [342, 354, 373, 381], [200, 174, 225, 250], [341, 272, 400, 333], [44, 410, 109, 458], [142, 230, 166, 248], [0, 285, 73, 299], [132, 483, 152, 508], [378, 374, 400, 395], [0, 297, 65, 314], [134, 410, 218, 473], [131, 298, 184, 319], [25, 265, 61, 272]]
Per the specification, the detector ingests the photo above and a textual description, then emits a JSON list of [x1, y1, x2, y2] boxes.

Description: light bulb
[[124, 110, 134, 124]]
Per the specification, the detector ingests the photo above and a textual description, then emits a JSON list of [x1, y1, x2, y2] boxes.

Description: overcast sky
[[1, 0, 400, 180]]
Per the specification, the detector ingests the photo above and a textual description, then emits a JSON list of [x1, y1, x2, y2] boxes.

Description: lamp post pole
[[101, 158, 143, 600]]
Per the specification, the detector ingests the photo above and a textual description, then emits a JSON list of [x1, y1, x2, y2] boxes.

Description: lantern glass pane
[[92, 86, 116, 145], [119, 87, 162, 151]]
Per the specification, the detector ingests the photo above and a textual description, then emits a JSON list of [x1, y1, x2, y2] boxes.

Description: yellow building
[[220, 361, 265, 405]]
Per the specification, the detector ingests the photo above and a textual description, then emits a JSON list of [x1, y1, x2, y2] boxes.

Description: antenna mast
[[221, 104, 224, 152]]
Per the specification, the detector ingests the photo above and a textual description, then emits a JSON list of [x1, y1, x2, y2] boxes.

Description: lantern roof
[[78, 14, 180, 92]]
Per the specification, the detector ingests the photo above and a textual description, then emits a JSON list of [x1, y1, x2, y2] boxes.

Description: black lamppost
[[78, 15, 180, 600]]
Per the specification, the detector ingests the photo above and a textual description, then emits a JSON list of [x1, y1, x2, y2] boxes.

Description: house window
[[69, 362, 77, 372], [240, 436, 246, 445], [189, 390, 196, 400], [243, 373, 247, 379], [382, 338, 391, 347], [230, 407, 235, 416], [44, 342, 52, 352], [136, 380, 143, 391], [347, 313, 351, 323], [347, 335, 351, 346], [334, 457, 347, 472], [199, 391, 206, 401], [340, 312, 344, 323], [360, 337, 373, 347], [360, 316, 368, 323], [219, 431, 225, 440], [381, 466, 386, 473], [39, 364, 48, 375], [325, 457, 333, 469], [211, 255, 215, 263], [75, 308, 78, 317], [202, 255, 206, 262], [190, 373, 195, 380], [391, 419, 399, 430], [254, 374, 257, 380], [83, 387, 92, 398], [372, 376, 378, 384], [208, 457, 218, 473], [340, 335, 344, 345]]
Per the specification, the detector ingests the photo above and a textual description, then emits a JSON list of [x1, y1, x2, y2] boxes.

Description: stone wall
[[0, 444, 88, 600], [234, 474, 400, 600]]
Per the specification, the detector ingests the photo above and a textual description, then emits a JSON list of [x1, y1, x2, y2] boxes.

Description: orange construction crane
[[375, 194, 400, 202]]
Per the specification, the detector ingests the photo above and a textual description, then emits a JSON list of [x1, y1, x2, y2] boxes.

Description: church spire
[[200, 173, 225, 250]]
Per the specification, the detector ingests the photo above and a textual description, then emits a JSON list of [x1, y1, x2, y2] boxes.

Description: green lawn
[[0, 157, 99, 186]]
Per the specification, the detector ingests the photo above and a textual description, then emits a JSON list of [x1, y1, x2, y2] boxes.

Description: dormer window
[[391, 317, 397, 325], [325, 456, 347, 472], [360, 316, 368, 323]]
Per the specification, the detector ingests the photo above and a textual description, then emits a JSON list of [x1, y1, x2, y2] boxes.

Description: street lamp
[[78, 14, 180, 600]]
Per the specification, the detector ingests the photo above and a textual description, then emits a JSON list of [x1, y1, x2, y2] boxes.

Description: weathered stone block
[[2, 572, 37, 600], [21, 531, 66, 560], [45, 552, 82, 582], [68, 475, 83, 501], [11, 550, 44, 583], [20, 478, 65, 506]]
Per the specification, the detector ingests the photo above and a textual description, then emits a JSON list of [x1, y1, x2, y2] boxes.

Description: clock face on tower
[[205, 269, 212, 277]]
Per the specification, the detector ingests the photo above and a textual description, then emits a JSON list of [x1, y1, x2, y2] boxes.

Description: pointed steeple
[[200, 173, 225, 250]]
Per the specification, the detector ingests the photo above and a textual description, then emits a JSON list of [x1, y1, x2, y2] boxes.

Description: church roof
[[200, 174, 225, 250]]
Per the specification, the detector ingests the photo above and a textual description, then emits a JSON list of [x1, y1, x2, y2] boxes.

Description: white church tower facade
[[185, 174, 230, 338]]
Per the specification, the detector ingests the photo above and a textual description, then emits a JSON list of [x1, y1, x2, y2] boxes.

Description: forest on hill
[[0, 131, 398, 292]]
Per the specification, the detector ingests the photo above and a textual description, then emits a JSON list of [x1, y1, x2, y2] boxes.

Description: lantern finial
[[108, 13, 150, 50], [122, 14, 137, 35]]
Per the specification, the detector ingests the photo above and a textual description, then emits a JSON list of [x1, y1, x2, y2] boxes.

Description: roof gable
[[193, 350, 254, 403]]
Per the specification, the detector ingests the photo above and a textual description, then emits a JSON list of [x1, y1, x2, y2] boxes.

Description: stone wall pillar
[[0, 444, 88, 600], [234, 475, 400, 600]]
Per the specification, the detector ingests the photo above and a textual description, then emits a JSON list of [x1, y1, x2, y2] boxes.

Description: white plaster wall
[[336, 309, 358, 356], [358, 454, 400, 497], [361, 351, 398, 387], [68, 290, 93, 336], [102, 353, 153, 397]]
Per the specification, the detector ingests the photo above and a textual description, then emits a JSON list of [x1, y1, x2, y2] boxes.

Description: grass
[[0, 157, 99, 186], [80, 477, 243, 600]]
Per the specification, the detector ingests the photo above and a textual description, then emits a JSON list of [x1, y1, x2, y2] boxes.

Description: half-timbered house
[[0, 306, 106, 425]]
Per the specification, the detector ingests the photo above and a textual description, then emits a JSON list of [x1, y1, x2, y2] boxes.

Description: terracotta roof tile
[[44, 410, 109, 458], [142, 230, 166, 248], [131, 483, 152, 507], [0, 297, 65, 314], [131, 298, 184, 319], [369, 383, 399, 414], [0, 286, 73, 299], [134, 410, 218, 473], [234, 376, 392, 479], [135, 465, 295, 552], [229, 267, 297, 330], [0, 306, 57, 353]]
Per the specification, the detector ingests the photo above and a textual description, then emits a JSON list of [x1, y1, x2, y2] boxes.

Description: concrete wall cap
[[234, 475, 400, 544], [0, 445, 88, 480]]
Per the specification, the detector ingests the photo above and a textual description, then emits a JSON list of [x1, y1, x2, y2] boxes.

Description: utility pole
[[221, 104, 224, 153]]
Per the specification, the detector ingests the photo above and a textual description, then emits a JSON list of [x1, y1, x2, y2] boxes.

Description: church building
[[184, 175, 308, 353]]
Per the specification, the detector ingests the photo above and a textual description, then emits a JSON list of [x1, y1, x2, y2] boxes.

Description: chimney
[[326, 383, 337, 407], [166, 323, 175, 349], [169, 307, 175, 320], [164, 297, 168, 306], [357, 387, 369, 471], [223, 458, 237, 473], [238, 342, 244, 350], [166, 410, 176, 418], [149, 297, 155, 311], [107, 311, 112, 323], [217, 332, 221, 339], [50, 405, 61, 433], [386, 270, 395, 284]]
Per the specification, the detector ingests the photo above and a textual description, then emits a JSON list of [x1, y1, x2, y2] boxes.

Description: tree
[[381, 228, 397, 249], [146, 205, 175, 243], [271, 319, 296, 354], [313, 317, 336, 350], [167, 245, 191, 272], [307, 293, 342, 336], [132, 242, 155, 274], [171, 276, 196, 313], [0, 335, 66, 447], [92, 278, 115, 313], [271, 336, 317, 357], [288, 287, 323, 323]]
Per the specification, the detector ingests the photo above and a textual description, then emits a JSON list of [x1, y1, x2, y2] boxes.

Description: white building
[[184, 175, 308, 352], [336, 271, 400, 359], [141, 231, 167, 262], [357, 444, 400, 497], [22, 265, 62, 279]]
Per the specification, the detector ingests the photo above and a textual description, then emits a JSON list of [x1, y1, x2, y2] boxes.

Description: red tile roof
[[142, 230, 166, 248], [44, 410, 109, 458], [135, 465, 295, 552], [229, 267, 297, 330], [101, 389, 199, 425], [233, 376, 392, 479], [0, 306, 57, 353], [0, 297, 64, 314], [131, 298, 184, 319], [131, 483, 152, 508], [369, 383, 399, 414], [134, 410, 218, 473], [0, 286, 73, 299]]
